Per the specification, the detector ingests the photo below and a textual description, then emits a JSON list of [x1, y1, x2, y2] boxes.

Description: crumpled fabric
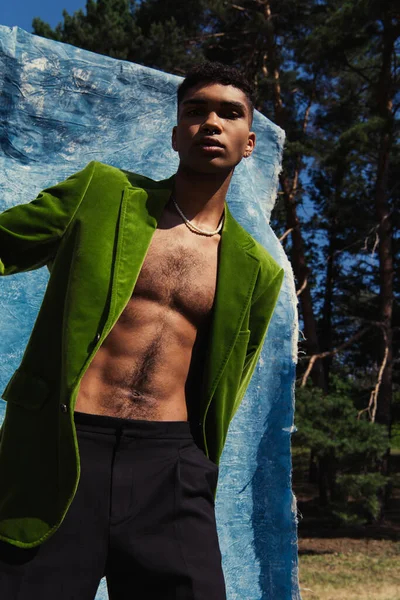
[[0, 25, 300, 599]]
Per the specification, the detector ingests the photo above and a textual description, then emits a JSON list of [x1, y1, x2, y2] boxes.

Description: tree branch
[[300, 326, 371, 387], [343, 54, 373, 85], [279, 227, 294, 242], [333, 211, 393, 258], [231, 4, 247, 11], [358, 328, 389, 422], [296, 276, 308, 297]]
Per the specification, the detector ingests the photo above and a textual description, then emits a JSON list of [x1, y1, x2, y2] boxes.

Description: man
[[0, 62, 284, 598]]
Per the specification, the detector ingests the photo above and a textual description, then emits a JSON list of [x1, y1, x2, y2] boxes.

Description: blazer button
[[60, 404, 68, 413]]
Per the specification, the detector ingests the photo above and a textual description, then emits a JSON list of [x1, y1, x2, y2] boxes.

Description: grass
[[293, 445, 400, 600], [298, 539, 400, 600]]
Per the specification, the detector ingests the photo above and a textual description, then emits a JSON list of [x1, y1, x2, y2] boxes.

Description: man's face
[[172, 83, 256, 175]]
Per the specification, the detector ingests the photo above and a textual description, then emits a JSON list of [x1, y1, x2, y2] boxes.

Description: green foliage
[[294, 379, 389, 466], [391, 391, 400, 449], [391, 425, 400, 450], [34, 1, 139, 59], [294, 378, 390, 523], [334, 473, 389, 522], [32, 0, 207, 72]]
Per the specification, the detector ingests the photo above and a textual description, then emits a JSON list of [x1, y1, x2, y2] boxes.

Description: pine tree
[[305, 0, 399, 433], [33, 0, 208, 72]]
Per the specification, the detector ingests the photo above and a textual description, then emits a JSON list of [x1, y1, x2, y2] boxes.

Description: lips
[[197, 137, 224, 148]]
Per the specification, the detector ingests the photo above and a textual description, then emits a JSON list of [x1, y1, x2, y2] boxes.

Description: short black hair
[[177, 62, 255, 123]]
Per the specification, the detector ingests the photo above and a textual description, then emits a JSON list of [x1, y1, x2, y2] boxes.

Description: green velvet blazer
[[0, 161, 284, 548]]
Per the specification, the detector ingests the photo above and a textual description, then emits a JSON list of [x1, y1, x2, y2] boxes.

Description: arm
[[0, 162, 95, 276]]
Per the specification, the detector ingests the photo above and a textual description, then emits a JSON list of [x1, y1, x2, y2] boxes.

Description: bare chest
[[131, 226, 219, 324]]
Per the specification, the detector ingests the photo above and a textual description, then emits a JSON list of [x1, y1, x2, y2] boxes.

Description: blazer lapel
[[105, 177, 260, 418], [105, 176, 174, 329], [201, 204, 260, 410]]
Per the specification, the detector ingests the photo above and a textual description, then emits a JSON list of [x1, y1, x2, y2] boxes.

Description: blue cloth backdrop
[[0, 25, 300, 599]]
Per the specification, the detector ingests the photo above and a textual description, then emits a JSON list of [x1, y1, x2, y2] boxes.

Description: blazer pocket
[[1, 368, 49, 410]]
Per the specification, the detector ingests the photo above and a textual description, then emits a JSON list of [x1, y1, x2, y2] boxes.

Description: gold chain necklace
[[171, 195, 224, 237]]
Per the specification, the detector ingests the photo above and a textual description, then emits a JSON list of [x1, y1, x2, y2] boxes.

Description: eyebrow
[[182, 99, 247, 112]]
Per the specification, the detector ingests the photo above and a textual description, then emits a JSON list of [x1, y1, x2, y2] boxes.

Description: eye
[[222, 111, 241, 120], [187, 108, 203, 116]]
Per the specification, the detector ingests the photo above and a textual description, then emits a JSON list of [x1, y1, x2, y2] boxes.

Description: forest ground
[[293, 448, 400, 600]]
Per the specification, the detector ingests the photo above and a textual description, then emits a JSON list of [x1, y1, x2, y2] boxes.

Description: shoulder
[[80, 161, 160, 189], [227, 207, 283, 282], [250, 240, 285, 305], [252, 236, 283, 278], [228, 213, 285, 299]]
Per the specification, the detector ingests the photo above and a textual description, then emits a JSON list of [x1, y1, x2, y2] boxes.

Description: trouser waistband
[[73, 410, 193, 439]]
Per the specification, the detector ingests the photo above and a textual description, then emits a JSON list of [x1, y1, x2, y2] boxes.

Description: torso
[[74, 201, 220, 423]]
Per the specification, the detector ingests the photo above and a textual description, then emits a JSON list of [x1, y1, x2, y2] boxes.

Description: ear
[[172, 126, 178, 152], [243, 131, 256, 158]]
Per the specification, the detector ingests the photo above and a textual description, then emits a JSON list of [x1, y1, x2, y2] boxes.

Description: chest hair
[[132, 228, 219, 324]]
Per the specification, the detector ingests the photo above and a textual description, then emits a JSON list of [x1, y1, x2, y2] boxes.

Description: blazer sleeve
[[236, 265, 285, 406], [0, 161, 95, 276]]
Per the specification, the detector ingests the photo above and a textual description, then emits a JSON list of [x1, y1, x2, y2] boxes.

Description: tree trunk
[[263, 0, 327, 392], [320, 161, 345, 383], [281, 176, 327, 391], [317, 456, 328, 507], [320, 227, 335, 383], [373, 17, 397, 432]]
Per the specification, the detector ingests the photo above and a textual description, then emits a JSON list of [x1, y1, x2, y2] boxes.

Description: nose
[[201, 111, 223, 135]]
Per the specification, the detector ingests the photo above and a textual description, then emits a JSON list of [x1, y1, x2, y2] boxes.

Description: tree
[[305, 0, 399, 434], [33, 0, 208, 73], [295, 379, 389, 520]]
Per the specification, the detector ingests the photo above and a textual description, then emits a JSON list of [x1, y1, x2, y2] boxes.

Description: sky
[[0, 1, 87, 33]]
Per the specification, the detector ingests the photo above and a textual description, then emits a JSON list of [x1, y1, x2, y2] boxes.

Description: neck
[[172, 164, 233, 229]]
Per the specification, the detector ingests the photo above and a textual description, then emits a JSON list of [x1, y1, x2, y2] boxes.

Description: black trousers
[[0, 412, 227, 599]]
